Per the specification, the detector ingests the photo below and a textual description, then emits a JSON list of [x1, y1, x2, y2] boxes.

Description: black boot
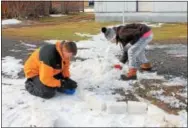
[[120, 74, 137, 80]]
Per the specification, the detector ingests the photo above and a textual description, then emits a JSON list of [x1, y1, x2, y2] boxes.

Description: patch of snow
[[137, 71, 165, 80], [84, 8, 94, 12], [9, 49, 22, 52], [149, 89, 164, 96], [177, 92, 187, 98], [2, 19, 22, 25], [153, 95, 186, 108], [44, 40, 61, 44], [140, 22, 164, 28], [20, 41, 37, 48], [163, 77, 187, 86], [75, 32, 94, 37], [2, 56, 23, 78], [50, 14, 67, 17]]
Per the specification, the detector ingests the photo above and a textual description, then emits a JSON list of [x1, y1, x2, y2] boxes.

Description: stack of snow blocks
[[79, 88, 148, 114]]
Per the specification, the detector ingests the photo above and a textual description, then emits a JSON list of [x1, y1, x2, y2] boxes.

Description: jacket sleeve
[[62, 60, 70, 78], [39, 61, 61, 88]]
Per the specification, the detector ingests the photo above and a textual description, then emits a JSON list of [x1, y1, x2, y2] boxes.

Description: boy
[[24, 41, 78, 99], [101, 23, 153, 80]]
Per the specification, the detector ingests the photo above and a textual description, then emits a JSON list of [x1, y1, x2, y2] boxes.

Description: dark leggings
[[25, 76, 56, 99]]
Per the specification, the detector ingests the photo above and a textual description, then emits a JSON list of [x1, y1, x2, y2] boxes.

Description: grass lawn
[[2, 13, 187, 42]]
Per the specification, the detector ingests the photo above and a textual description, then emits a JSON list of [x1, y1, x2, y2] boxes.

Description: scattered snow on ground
[[154, 95, 186, 108], [2, 32, 187, 127], [2, 56, 23, 78], [20, 41, 37, 48], [9, 49, 22, 52], [163, 77, 187, 87]]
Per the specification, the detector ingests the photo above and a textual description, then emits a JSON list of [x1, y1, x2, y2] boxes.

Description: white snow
[[50, 14, 67, 17], [140, 22, 164, 28], [84, 8, 94, 12], [2, 32, 187, 127], [106, 102, 127, 114], [44, 40, 61, 44], [152, 95, 186, 108], [75, 32, 94, 37], [10, 49, 22, 52], [2, 19, 22, 25], [2, 56, 23, 78], [149, 89, 164, 96], [177, 92, 187, 98], [21, 42, 37, 48], [127, 101, 148, 114], [163, 77, 187, 86]]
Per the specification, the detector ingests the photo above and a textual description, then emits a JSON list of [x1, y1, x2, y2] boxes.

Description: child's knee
[[41, 91, 55, 99]]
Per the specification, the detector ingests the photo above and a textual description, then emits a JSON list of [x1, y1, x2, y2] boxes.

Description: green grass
[[2, 21, 120, 41], [151, 23, 187, 41], [2, 14, 187, 42]]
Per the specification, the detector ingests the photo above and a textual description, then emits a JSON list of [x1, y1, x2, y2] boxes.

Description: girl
[[101, 23, 153, 80]]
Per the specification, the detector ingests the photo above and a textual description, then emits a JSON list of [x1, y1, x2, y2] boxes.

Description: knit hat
[[101, 27, 116, 41]]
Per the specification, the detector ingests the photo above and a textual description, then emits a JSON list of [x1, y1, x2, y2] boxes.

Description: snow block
[[163, 115, 180, 127], [127, 101, 148, 114], [147, 104, 165, 115], [106, 102, 127, 114], [78, 88, 106, 111], [86, 94, 106, 111]]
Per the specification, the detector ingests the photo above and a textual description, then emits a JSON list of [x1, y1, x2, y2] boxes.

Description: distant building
[[94, 0, 187, 22]]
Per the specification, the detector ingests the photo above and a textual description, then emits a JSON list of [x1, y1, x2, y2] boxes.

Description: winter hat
[[101, 27, 116, 41]]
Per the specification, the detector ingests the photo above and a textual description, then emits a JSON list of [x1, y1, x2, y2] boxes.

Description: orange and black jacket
[[24, 41, 70, 88]]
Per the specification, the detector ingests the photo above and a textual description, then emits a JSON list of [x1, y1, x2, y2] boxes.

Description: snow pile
[[2, 19, 22, 25]]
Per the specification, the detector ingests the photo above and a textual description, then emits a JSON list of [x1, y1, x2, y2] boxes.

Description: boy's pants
[[25, 76, 56, 99], [128, 34, 153, 69]]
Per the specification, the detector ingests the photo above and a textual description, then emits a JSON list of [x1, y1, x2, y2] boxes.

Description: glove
[[57, 79, 77, 93], [65, 78, 77, 85]]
